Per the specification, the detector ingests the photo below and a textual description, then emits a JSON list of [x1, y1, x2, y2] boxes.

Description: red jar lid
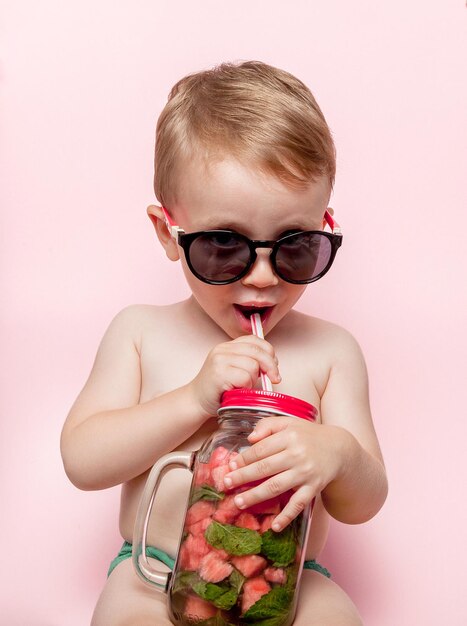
[[219, 388, 317, 421]]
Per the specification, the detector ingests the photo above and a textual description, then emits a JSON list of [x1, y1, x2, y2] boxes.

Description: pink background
[[1, 1, 466, 624]]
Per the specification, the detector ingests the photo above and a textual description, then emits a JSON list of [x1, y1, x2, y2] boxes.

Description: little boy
[[61, 60, 387, 625]]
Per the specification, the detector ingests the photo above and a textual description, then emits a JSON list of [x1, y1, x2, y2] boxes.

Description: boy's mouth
[[233, 303, 275, 331]]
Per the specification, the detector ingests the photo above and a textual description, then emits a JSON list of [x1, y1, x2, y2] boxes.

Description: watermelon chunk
[[178, 542, 192, 570], [231, 554, 267, 578], [242, 485, 295, 516], [184, 594, 217, 620], [264, 566, 286, 584], [199, 550, 234, 583], [213, 494, 240, 524], [228, 450, 239, 464], [260, 515, 275, 533], [211, 547, 229, 561], [187, 516, 212, 536], [210, 446, 230, 468], [178, 533, 210, 570], [235, 512, 261, 531], [193, 461, 214, 487], [186, 500, 216, 526], [211, 463, 231, 492], [241, 576, 271, 614], [246, 497, 281, 516]]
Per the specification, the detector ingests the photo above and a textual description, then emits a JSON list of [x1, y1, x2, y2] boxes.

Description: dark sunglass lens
[[188, 232, 251, 282], [275, 233, 332, 282]]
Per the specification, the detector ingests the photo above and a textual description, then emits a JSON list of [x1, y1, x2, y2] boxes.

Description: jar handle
[[132, 450, 195, 591]]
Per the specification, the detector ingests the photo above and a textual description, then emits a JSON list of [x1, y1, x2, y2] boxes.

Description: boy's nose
[[241, 250, 279, 288]]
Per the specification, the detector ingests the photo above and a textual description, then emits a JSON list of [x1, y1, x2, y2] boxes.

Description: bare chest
[[138, 322, 326, 422]]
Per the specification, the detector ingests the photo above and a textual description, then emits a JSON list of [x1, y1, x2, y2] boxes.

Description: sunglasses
[[159, 206, 343, 285]]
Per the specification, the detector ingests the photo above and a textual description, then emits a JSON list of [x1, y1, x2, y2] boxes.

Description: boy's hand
[[223, 416, 350, 531], [188, 335, 281, 419]]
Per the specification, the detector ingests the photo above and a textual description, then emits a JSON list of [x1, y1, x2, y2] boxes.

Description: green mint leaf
[[212, 588, 238, 610], [205, 520, 262, 556], [192, 580, 238, 610], [190, 485, 225, 505], [193, 580, 227, 601], [171, 570, 199, 594], [284, 565, 297, 591], [260, 526, 296, 567], [229, 568, 245, 594], [243, 586, 293, 621]]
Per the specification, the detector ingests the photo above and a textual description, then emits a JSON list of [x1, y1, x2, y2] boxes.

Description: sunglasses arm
[[161, 206, 185, 239], [324, 210, 342, 235]]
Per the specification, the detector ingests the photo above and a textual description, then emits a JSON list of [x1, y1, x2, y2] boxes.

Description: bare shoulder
[[270, 310, 366, 406], [112, 301, 189, 349], [277, 309, 365, 365], [312, 316, 366, 368], [63, 303, 180, 429], [296, 309, 360, 340], [110, 302, 176, 326], [119, 301, 216, 403]]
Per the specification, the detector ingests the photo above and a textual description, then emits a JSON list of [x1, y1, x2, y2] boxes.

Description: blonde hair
[[154, 60, 336, 207]]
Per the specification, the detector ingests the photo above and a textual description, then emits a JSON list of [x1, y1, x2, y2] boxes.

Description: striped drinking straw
[[250, 313, 274, 392]]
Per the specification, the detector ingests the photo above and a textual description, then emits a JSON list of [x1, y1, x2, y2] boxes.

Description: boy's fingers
[[248, 416, 290, 442], [224, 451, 289, 489], [232, 334, 276, 358], [231, 355, 280, 384], [230, 347, 280, 383], [271, 486, 314, 532], [229, 430, 286, 470], [226, 365, 256, 391], [231, 469, 297, 510], [214, 345, 280, 383]]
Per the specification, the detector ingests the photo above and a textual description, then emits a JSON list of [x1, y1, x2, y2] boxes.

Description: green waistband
[[108, 540, 330, 579], [303, 559, 331, 578], [108, 541, 175, 577]]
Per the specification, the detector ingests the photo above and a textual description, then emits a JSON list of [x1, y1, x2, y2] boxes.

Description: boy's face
[[154, 156, 332, 339]]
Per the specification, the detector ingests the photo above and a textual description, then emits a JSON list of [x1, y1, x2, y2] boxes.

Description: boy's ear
[[146, 205, 180, 261]]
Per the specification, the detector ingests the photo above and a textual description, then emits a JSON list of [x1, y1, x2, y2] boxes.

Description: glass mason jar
[[133, 388, 317, 626]]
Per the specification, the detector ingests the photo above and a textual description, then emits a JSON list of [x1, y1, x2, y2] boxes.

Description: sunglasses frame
[[159, 206, 343, 285]]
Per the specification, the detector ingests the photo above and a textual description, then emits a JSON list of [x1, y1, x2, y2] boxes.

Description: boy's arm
[[317, 329, 388, 524], [60, 306, 205, 490], [61, 306, 280, 491]]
